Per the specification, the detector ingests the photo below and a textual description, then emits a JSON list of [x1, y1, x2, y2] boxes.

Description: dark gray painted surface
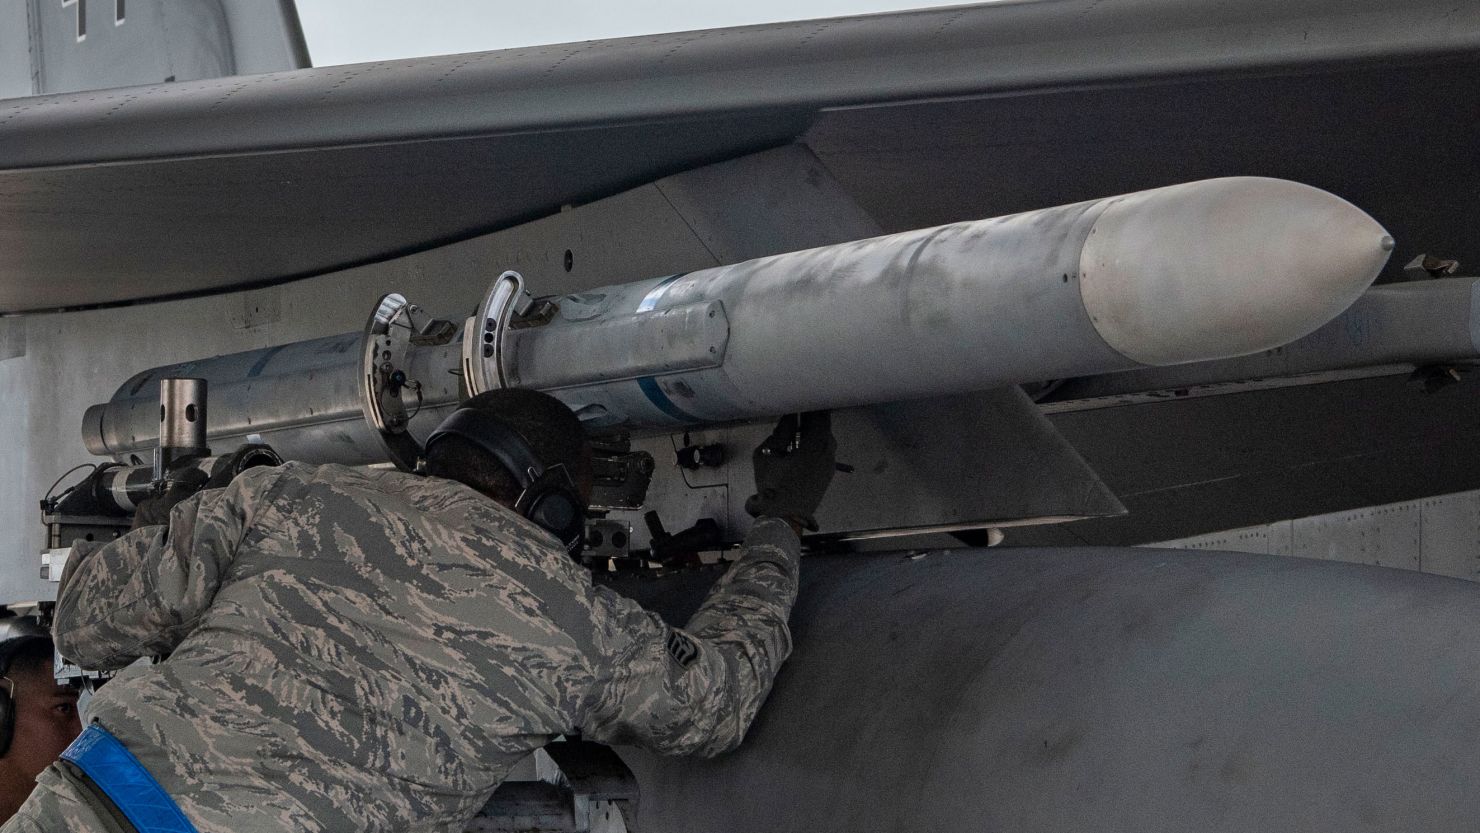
[[1010, 374, 1480, 547], [608, 546, 1480, 832], [0, 113, 808, 310], [8, 0, 1473, 169], [0, 0, 1476, 310]]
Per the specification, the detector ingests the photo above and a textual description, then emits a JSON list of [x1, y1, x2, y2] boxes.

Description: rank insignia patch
[[665, 629, 699, 668]]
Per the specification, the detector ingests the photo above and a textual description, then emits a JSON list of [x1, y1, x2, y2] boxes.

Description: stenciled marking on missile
[[637, 376, 699, 423], [247, 344, 290, 378], [636, 274, 686, 313]]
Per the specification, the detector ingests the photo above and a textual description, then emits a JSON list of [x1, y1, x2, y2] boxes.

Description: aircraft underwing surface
[[0, 0, 1477, 310]]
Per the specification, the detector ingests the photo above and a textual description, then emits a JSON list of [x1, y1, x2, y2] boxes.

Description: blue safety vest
[[60, 724, 199, 833]]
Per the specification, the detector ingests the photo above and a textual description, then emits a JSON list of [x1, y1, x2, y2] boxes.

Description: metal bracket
[[43, 514, 128, 554], [583, 520, 633, 562], [588, 450, 656, 511], [463, 271, 534, 398], [361, 293, 457, 471], [542, 740, 640, 807], [473, 740, 638, 832]]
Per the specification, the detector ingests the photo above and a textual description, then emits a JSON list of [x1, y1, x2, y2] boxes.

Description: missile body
[[515, 177, 1390, 428], [85, 331, 464, 464], [85, 178, 1391, 463]]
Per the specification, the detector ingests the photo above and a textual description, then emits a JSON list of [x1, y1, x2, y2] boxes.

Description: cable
[[669, 433, 699, 489], [44, 462, 99, 505], [406, 382, 424, 422]]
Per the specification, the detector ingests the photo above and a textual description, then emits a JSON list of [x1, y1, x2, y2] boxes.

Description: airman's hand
[[129, 483, 196, 531], [744, 412, 836, 533]]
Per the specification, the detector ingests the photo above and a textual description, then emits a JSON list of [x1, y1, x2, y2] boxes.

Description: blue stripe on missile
[[638, 377, 699, 423], [636, 274, 685, 313], [247, 344, 288, 378]]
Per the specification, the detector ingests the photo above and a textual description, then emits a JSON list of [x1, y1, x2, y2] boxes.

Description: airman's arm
[[576, 517, 800, 758], [52, 467, 280, 670]]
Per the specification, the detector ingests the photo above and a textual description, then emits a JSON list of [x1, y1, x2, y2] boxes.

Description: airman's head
[[0, 620, 81, 824]]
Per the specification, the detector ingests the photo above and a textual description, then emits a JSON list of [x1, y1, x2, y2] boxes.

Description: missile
[[84, 177, 1391, 465]]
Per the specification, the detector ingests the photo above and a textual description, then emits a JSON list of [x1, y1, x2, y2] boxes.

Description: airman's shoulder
[[221, 461, 363, 503], [285, 461, 402, 491], [290, 462, 471, 507]]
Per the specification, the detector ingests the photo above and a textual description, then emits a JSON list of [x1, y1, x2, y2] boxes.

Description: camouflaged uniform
[[6, 762, 131, 832], [10, 462, 799, 833]]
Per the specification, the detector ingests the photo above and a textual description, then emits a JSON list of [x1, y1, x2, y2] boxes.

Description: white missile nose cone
[[1078, 177, 1393, 367]]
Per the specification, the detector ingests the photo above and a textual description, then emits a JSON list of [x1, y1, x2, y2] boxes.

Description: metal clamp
[[153, 378, 209, 486], [462, 271, 533, 397], [361, 293, 456, 471]]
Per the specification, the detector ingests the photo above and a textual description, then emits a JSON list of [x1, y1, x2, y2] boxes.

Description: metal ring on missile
[[462, 271, 528, 398], [361, 293, 429, 472]]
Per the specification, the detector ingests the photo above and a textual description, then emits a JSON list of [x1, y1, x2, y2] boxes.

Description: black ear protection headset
[[425, 409, 586, 558], [0, 619, 52, 758]]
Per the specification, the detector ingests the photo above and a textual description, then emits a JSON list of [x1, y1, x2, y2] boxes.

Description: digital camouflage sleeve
[[576, 516, 798, 756], [54, 469, 261, 670], [41, 463, 799, 832]]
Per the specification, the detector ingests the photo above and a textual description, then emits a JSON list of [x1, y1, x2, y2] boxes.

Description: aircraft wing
[[1, 0, 1477, 311]]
